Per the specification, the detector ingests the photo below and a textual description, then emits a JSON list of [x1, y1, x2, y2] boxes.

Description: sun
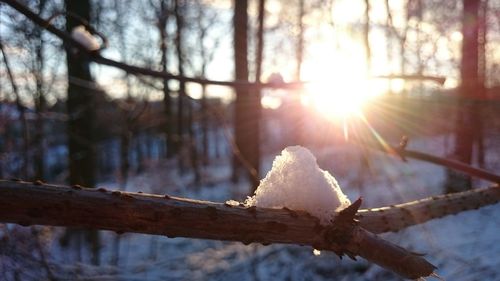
[[305, 77, 371, 119], [301, 44, 382, 120]]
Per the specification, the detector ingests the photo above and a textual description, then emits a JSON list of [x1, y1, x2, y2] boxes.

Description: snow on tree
[[246, 146, 351, 225], [70, 25, 99, 51]]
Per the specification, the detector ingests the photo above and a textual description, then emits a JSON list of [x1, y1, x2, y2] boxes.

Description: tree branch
[[372, 74, 446, 85], [3, 181, 498, 276], [352, 138, 500, 184], [0, 180, 435, 279], [360, 185, 500, 233], [2, 0, 304, 90]]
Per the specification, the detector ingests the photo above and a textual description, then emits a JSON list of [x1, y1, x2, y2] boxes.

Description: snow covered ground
[[1, 135, 500, 281]]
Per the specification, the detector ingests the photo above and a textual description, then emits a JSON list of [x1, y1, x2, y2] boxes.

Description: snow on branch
[[0, 180, 436, 279], [70, 25, 100, 51], [245, 146, 352, 225]]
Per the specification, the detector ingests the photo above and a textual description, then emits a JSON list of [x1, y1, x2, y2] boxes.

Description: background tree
[[2, 0, 500, 279], [189, 0, 225, 166], [153, 0, 176, 158], [0, 41, 29, 179], [0, 0, 58, 180], [445, 0, 484, 193], [64, 0, 100, 265], [232, 0, 260, 190]]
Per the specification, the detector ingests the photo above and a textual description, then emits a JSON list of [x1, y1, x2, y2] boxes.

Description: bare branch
[[0, 180, 435, 279], [0, 42, 20, 99], [2, 0, 305, 90], [360, 185, 500, 233], [352, 138, 500, 184], [372, 74, 446, 85]]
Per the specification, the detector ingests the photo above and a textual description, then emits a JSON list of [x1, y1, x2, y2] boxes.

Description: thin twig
[[372, 74, 446, 85], [351, 138, 500, 184]]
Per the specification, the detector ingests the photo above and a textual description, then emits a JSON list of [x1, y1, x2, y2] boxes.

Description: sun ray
[[357, 113, 397, 156]]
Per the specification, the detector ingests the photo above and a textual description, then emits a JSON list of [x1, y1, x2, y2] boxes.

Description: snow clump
[[71, 25, 100, 51], [245, 146, 351, 225]]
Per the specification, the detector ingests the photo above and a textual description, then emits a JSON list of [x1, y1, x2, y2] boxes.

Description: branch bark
[[359, 185, 500, 233], [3, 181, 496, 276], [0, 180, 435, 279]]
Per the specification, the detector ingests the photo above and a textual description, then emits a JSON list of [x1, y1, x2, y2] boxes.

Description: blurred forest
[[1, 0, 500, 280]]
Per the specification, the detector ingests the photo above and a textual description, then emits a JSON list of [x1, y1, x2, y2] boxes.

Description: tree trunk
[[384, 0, 394, 95], [120, 127, 130, 186], [32, 4, 47, 180], [255, 0, 265, 85], [158, 0, 175, 158], [34, 31, 45, 181], [0, 42, 29, 179], [296, 0, 304, 80], [232, 0, 260, 190], [32, 0, 49, 181], [446, 0, 483, 193], [64, 0, 99, 265], [476, 0, 487, 168], [34, 93, 45, 180], [188, 100, 201, 184], [175, 0, 186, 174], [201, 84, 209, 165], [65, 0, 96, 189], [363, 0, 371, 74]]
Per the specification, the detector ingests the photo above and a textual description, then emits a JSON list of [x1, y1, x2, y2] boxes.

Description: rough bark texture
[[0, 180, 436, 279], [3, 181, 497, 276]]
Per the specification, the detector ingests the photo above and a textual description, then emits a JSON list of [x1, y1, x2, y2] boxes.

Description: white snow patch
[[246, 146, 351, 225], [71, 25, 100, 51]]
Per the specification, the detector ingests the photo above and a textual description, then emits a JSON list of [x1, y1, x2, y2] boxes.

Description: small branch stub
[[318, 198, 436, 279], [323, 198, 362, 258]]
